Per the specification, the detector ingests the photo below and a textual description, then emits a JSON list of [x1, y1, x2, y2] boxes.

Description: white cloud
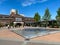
[[22, 0, 48, 6], [22, 2, 32, 6], [20, 14, 24, 16]]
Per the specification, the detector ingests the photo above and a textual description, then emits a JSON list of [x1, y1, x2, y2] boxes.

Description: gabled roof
[[9, 14, 24, 18], [0, 14, 9, 18]]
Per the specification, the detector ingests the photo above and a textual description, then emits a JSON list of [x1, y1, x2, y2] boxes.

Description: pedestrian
[[8, 25, 9, 29]]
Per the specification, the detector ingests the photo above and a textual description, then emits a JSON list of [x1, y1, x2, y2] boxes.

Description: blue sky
[[0, 0, 60, 19]]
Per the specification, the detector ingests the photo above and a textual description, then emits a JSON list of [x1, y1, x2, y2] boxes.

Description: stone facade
[[0, 9, 35, 26]]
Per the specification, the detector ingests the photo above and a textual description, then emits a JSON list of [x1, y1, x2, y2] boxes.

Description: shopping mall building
[[0, 9, 35, 26]]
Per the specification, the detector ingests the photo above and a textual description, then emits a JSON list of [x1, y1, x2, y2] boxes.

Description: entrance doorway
[[15, 23, 22, 27], [14, 22, 24, 27]]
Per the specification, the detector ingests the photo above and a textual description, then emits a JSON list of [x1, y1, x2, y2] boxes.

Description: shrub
[[9, 22, 14, 26], [0, 23, 3, 27]]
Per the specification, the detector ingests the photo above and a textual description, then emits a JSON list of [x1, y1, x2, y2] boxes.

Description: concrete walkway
[[0, 39, 60, 45], [0, 39, 23, 45], [0, 30, 24, 41]]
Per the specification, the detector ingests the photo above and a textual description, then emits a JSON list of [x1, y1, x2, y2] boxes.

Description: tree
[[42, 8, 51, 27], [56, 8, 60, 27], [10, 22, 14, 26], [34, 12, 41, 22], [56, 8, 60, 20], [0, 23, 3, 27]]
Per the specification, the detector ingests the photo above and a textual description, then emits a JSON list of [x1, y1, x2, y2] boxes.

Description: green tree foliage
[[0, 23, 3, 27], [10, 22, 14, 26], [42, 8, 51, 27], [16, 10, 18, 14], [56, 8, 60, 27], [34, 12, 41, 22], [56, 8, 60, 21], [43, 8, 51, 21]]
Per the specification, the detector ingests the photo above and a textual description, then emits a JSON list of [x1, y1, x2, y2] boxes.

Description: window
[[15, 18, 22, 21]]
